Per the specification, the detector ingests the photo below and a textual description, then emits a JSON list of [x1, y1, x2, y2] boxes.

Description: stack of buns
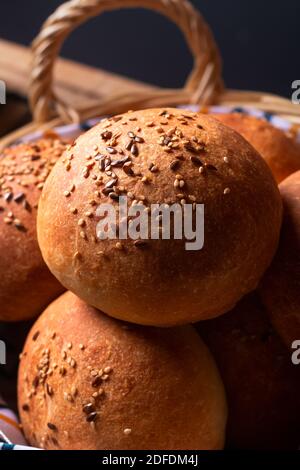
[[0, 107, 298, 449]]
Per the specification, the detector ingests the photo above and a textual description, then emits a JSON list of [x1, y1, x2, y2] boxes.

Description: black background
[[0, 0, 299, 97]]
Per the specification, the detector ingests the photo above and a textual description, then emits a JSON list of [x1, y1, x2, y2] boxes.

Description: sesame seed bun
[[212, 113, 300, 183], [197, 293, 300, 450], [18, 291, 227, 450], [37, 108, 282, 326], [260, 170, 300, 347], [0, 139, 66, 321]]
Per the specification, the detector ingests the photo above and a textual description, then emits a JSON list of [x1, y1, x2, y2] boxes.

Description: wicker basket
[[1, 0, 300, 150]]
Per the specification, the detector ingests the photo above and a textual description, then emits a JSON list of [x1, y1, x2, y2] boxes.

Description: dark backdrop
[[0, 0, 299, 97]]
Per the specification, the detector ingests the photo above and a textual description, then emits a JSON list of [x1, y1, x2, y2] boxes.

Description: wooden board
[[0, 39, 154, 111], [0, 39, 156, 138]]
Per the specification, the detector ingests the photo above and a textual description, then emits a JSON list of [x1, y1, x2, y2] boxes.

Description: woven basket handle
[[30, 0, 223, 123]]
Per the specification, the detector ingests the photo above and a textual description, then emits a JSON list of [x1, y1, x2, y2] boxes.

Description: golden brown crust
[[197, 293, 300, 450], [212, 113, 300, 183], [260, 170, 300, 346], [0, 139, 66, 321], [38, 108, 282, 326], [18, 291, 227, 450]]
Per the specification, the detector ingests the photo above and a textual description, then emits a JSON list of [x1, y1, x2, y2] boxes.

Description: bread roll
[[18, 291, 227, 450], [212, 113, 300, 183], [197, 293, 300, 450], [260, 170, 300, 347], [37, 108, 282, 326], [0, 139, 65, 321]]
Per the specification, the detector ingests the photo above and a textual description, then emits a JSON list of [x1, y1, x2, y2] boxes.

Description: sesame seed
[[73, 251, 82, 261], [67, 342, 72, 350], [106, 146, 117, 155], [14, 219, 25, 230], [64, 191, 71, 197], [83, 403, 95, 414], [133, 240, 148, 248], [224, 187, 231, 195], [124, 428, 132, 436], [47, 423, 57, 431], [13, 192, 25, 203], [205, 163, 217, 171], [86, 412, 98, 423], [101, 130, 112, 140], [199, 166, 205, 174], [170, 160, 180, 171], [116, 242, 123, 250], [223, 156, 229, 163], [131, 143, 139, 156], [105, 178, 118, 189], [92, 376, 102, 387], [78, 219, 86, 227], [190, 155, 203, 166], [104, 366, 112, 374], [109, 192, 119, 201], [32, 331, 40, 341], [70, 358, 76, 368], [4, 192, 13, 201], [79, 344, 85, 350], [80, 231, 87, 240], [179, 180, 185, 188]]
